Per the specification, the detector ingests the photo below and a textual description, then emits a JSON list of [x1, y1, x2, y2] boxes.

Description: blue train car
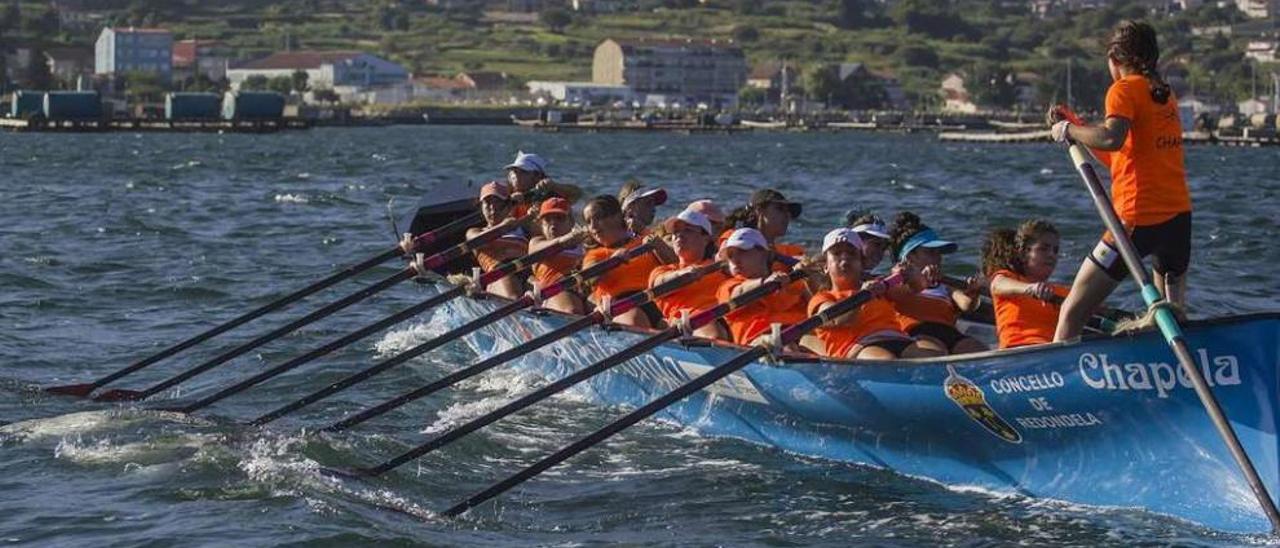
[[221, 91, 285, 121], [10, 90, 45, 118], [42, 91, 102, 120], [165, 92, 222, 120]]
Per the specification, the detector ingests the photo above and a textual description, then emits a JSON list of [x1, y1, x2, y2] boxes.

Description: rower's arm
[[815, 300, 862, 326], [1066, 117, 1130, 152], [988, 273, 1033, 298], [950, 287, 981, 314]]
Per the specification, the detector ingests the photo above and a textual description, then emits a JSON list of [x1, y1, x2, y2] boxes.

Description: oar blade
[[43, 383, 98, 398], [93, 388, 148, 402], [318, 466, 375, 481]]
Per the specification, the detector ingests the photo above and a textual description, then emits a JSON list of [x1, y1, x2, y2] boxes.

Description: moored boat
[[435, 288, 1280, 534]]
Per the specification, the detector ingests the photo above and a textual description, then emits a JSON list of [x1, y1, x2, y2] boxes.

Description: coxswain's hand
[[1051, 120, 1072, 143], [1044, 103, 1065, 126], [965, 274, 987, 296]]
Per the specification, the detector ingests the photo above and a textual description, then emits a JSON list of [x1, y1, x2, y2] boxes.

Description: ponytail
[[1107, 20, 1170, 104]]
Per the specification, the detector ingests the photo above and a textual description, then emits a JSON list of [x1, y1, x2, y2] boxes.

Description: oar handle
[[784, 273, 903, 346]]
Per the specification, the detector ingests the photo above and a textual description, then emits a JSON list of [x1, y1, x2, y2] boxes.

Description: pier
[[0, 117, 312, 133]]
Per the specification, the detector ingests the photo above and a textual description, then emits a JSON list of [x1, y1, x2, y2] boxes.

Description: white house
[[940, 73, 977, 113], [527, 81, 633, 105], [226, 51, 408, 92]]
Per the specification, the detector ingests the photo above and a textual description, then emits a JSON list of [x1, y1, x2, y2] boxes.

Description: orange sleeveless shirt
[[474, 231, 528, 273], [990, 269, 1069, 349], [807, 289, 905, 358], [531, 246, 584, 287], [893, 284, 958, 332], [1104, 74, 1191, 227], [716, 275, 808, 345], [582, 236, 662, 302], [648, 260, 729, 321]]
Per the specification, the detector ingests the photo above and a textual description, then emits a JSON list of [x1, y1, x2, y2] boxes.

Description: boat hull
[[442, 294, 1280, 533]]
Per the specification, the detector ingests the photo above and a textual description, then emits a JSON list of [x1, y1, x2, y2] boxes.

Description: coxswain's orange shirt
[[716, 275, 808, 345], [474, 232, 528, 273], [531, 246, 584, 287], [1104, 74, 1191, 227], [990, 269, 1069, 349], [892, 285, 958, 332], [807, 289, 904, 358], [583, 237, 662, 303], [647, 260, 729, 321]]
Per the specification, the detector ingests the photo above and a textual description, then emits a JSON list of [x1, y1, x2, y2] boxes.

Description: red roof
[[236, 51, 363, 70], [415, 76, 471, 90], [172, 40, 226, 67]]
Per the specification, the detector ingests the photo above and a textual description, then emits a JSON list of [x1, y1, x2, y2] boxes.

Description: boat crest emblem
[[944, 365, 1023, 444]]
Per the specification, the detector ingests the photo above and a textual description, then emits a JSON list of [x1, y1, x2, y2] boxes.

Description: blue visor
[[898, 228, 957, 261]]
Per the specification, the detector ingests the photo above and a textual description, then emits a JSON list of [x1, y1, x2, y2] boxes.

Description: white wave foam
[[54, 433, 213, 466], [274, 193, 309, 204], [0, 410, 210, 443], [373, 311, 452, 357]]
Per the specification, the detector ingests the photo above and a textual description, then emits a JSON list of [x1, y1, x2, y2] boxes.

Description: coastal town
[[1, 0, 1278, 138]]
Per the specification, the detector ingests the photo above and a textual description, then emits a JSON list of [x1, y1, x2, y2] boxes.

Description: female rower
[[581, 195, 668, 328], [981, 221, 1069, 349], [466, 181, 529, 300], [809, 228, 937, 360], [648, 208, 730, 339], [528, 197, 587, 315], [688, 199, 727, 239], [618, 181, 668, 236], [715, 228, 809, 348], [848, 212, 891, 274], [504, 150, 583, 212], [886, 212, 986, 355], [744, 189, 806, 260], [1047, 20, 1192, 341]]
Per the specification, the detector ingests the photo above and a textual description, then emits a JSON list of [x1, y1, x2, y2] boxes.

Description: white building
[[1245, 40, 1278, 63], [940, 73, 977, 113], [226, 51, 408, 92], [95, 27, 173, 80], [1235, 0, 1277, 18], [527, 81, 633, 105]]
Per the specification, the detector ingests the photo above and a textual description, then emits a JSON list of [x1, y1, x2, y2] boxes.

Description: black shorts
[[1088, 211, 1191, 281], [907, 322, 968, 353], [862, 337, 913, 357], [614, 290, 665, 328]]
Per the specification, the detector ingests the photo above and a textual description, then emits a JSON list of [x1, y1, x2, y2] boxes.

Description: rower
[[581, 195, 667, 329], [529, 197, 588, 315], [748, 189, 806, 262], [466, 181, 528, 300], [808, 228, 937, 360], [981, 220, 1069, 349], [715, 228, 809, 349], [648, 207, 730, 340], [1047, 20, 1192, 341], [847, 212, 891, 274], [504, 150, 583, 215], [688, 199, 728, 240], [885, 212, 987, 355], [618, 181, 668, 236]]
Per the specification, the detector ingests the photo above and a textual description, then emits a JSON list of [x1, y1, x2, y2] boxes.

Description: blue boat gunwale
[[420, 279, 1278, 369]]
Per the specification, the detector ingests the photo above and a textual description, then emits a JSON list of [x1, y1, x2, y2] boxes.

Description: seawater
[[1, 126, 1276, 546]]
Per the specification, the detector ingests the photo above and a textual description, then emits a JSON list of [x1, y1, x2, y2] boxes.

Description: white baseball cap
[[622, 186, 668, 209], [505, 151, 548, 173], [663, 208, 713, 236], [850, 219, 890, 239], [719, 228, 769, 253], [822, 228, 865, 254]]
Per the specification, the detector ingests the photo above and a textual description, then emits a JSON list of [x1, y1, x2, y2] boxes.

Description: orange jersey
[[1104, 74, 1191, 226], [772, 242, 806, 272], [807, 289, 905, 358], [474, 232, 528, 273], [893, 284, 958, 332], [583, 237, 662, 302], [716, 275, 808, 345], [531, 246, 584, 287], [991, 269, 1069, 349], [648, 260, 729, 321]]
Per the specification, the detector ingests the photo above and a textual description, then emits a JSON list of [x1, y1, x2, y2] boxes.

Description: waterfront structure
[[592, 38, 747, 106], [746, 61, 798, 104], [226, 51, 408, 94], [43, 48, 93, 83], [940, 73, 978, 113], [1236, 0, 1277, 18], [526, 81, 633, 105], [1245, 40, 1278, 63], [94, 27, 174, 81]]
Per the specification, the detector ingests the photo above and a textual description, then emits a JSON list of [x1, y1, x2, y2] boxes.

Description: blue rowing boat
[[439, 292, 1279, 533]]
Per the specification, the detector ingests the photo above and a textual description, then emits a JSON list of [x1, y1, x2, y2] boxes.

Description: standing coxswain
[[1048, 20, 1192, 341]]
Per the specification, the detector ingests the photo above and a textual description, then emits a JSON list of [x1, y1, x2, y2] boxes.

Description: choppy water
[[1, 126, 1276, 546]]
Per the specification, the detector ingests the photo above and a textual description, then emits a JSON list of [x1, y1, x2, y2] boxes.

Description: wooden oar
[[441, 272, 903, 517], [323, 260, 726, 433], [340, 267, 806, 479], [247, 242, 661, 427], [43, 210, 482, 398], [93, 214, 527, 403], [1064, 143, 1280, 531], [160, 230, 581, 415]]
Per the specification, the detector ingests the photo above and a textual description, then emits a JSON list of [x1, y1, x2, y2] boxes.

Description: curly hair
[[981, 220, 1059, 276], [888, 211, 928, 260], [1108, 20, 1170, 104]]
